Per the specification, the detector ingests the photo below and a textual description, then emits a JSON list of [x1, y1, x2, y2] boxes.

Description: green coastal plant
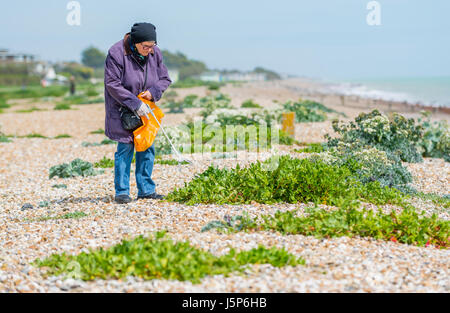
[[0, 98, 10, 109], [89, 128, 104, 134], [58, 95, 87, 105], [198, 94, 233, 118], [201, 207, 449, 249], [0, 135, 10, 142], [49, 158, 104, 179], [23, 133, 49, 139], [33, 231, 304, 283], [162, 90, 178, 101], [52, 184, 68, 189], [415, 192, 450, 209], [166, 155, 405, 207], [155, 159, 189, 165], [27, 211, 88, 222], [85, 87, 99, 97], [38, 201, 49, 207], [167, 101, 184, 113], [326, 110, 424, 163], [15, 107, 45, 113], [0, 124, 11, 143], [54, 103, 72, 110], [241, 99, 262, 108], [82, 138, 115, 147], [294, 143, 325, 153], [309, 143, 414, 193], [0, 85, 67, 100], [416, 111, 449, 161], [208, 82, 221, 90], [94, 156, 114, 168], [282, 99, 339, 122], [54, 134, 72, 139], [182, 94, 198, 108]]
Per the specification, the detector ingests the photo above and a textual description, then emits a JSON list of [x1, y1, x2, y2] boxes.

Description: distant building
[[33, 61, 51, 75], [0, 48, 36, 63], [33, 62, 68, 86], [167, 68, 179, 83], [198, 71, 222, 82], [195, 70, 267, 82], [44, 67, 67, 85], [222, 72, 266, 82]]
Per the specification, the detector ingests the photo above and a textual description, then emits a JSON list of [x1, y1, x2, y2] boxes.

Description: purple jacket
[[104, 32, 172, 143]]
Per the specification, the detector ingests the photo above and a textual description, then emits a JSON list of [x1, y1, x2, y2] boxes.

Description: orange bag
[[133, 92, 165, 152]]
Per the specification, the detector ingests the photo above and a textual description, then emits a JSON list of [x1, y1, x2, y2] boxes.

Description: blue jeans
[[114, 142, 156, 197]]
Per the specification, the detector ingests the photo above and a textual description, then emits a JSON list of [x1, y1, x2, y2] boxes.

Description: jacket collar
[[123, 32, 154, 56]]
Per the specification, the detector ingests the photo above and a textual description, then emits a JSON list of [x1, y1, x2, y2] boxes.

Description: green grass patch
[[94, 156, 114, 168], [27, 211, 88, 222], [90, 128, 104, 134], [0, 100, 10, 109], [182, 94, 198, 108], [241, 99, 262, 108], [82, 138, 115, 147], [58, 95, 87, 105], [33, 231, 304, 283], [94, 155, 184, 167], [22, 133, 49, 139], [0, 85, 68, 100], [208, 82, 221, 90], [201, 207, 449, 249], [54, 103, 72, 110], [294, 143, 325, 153], [15, 107, 45, 113], [6, 133, 50, 139], [54, 134, 72, 139], [83, 97, 105, 104], [85, 88, 99, 97], [155, 159, 189, 165], [55, 94, 104, 107], [0, 133, 11, 142]]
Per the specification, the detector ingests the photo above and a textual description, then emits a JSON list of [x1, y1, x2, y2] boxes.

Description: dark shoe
[[115, 194, 132, 204], [137, 192, 165, 200]]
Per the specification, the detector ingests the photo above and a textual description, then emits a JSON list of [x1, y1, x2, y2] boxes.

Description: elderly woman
[[104, 22, 172, 204]]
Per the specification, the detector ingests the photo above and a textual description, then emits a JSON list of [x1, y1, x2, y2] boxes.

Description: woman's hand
[[141, 90, 153, 101], [136, 101, 151, 117]]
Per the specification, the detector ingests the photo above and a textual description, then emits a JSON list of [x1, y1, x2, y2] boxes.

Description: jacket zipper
[[130, 54, 148, 93]]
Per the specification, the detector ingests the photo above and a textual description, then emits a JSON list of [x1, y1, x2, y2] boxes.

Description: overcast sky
[[1, 0, 449, 80]]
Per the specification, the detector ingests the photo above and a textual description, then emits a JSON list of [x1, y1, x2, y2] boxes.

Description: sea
[[321, 76, 450, 108]]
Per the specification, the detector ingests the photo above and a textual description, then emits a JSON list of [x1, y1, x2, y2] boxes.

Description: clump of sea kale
[[416, 111, 450, 162], [309, 142, 414, 193], [49, 158, 104, 179], [326, 109, 424, 163]]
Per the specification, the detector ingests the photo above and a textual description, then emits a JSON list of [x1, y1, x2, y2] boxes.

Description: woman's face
[[135, 41, 156, 56]]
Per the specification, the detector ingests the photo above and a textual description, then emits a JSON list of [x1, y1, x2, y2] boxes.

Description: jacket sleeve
[[104, 51, 142, 111], [147, 48, 172, 102]]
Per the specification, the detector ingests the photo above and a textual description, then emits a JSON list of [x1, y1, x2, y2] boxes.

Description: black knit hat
[[130, 22, 157, 45]]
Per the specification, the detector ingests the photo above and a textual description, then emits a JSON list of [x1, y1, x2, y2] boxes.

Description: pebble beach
[[0, 78, 449, 293]]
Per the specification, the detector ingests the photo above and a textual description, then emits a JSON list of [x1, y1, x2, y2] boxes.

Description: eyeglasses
[[139, 42, 156, 50]]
